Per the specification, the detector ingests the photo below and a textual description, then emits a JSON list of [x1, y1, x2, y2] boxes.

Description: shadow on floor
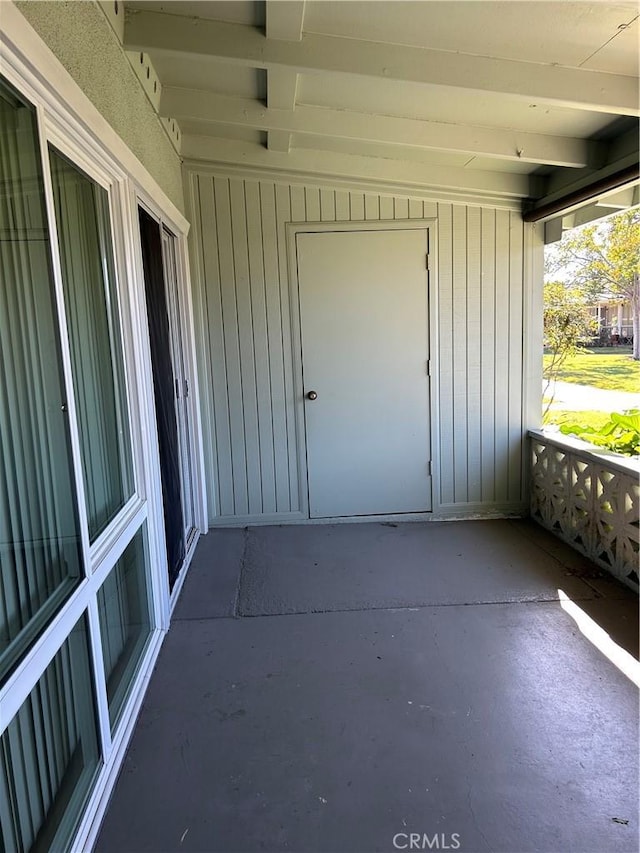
[[97, 519, 638, 853]]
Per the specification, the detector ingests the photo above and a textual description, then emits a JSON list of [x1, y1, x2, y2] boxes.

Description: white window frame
[[0, 5, 206, 850]]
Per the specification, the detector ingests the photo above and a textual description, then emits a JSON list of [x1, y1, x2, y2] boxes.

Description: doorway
[[295, 227, 432, 518], [138, 207, 196, 587]]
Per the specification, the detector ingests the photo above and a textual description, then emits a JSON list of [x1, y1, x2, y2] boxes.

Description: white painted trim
[[36, 105, 94, 581], [285, 219, 438, 522], [124, 186, 172, 632], [90, 507, 150, 593], [425, 223, 442, 517], [108, 173, 150, 519], [0, 504, 148, 725], [169, 528, 202, 615], [184, 169, 219, 521], [86, 598, 113, 764], [89, 497, 147, 576], [182, 147, 527, 207], [45, 126, 118, 193], [175, 228, 209, 535], [288, 219, 438, 236], [285, 225, 310, 519], [0, 579, 91, 727], [522, 221, 544, 502], [136, 184, 190, 241]]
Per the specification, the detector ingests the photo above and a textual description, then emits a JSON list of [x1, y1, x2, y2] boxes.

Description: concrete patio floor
[[96, 519, 639, 853]]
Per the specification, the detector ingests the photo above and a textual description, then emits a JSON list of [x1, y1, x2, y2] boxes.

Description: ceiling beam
[[125, 11, 640, 116], [181, 135, 529, 201], [266, 68, 298, 154], [161, 88, 590, 168], [265, 1, 305, 41], [267, 68, 298, 110], [267, 130, 292, 153]]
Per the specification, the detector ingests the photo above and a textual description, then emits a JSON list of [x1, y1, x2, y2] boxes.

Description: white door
[[297, 228, 432, 518]]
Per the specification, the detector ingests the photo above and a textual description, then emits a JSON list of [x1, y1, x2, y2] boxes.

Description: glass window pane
[[0, 615, 100, 853], [0, 77, 83, 683], [49, 149, 134, 542], [97, 524, 151, 730]]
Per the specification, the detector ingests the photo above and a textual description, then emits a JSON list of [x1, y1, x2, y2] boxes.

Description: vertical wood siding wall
[[187, 172, 531, 523]]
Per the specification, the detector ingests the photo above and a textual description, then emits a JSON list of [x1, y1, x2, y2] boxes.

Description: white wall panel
[[187, 173, 531, 524]]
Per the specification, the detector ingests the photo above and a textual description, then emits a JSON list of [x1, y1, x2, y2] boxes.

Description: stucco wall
[[16, 0, 184, 213]]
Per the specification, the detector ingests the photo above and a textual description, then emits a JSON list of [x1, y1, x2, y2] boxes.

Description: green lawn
[[543, 347, 639, 392], [544, 409, 611, 431]]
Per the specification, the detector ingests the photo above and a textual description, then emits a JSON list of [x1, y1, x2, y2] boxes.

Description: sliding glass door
[[0, 74, 156, 853], [0, 78, 84, 685], [138, 208, 197, 591], [49, 149, 134, 542]]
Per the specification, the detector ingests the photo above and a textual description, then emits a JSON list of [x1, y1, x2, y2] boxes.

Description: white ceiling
[[124, 0, 639, 199], [302, 1, 639, 72]]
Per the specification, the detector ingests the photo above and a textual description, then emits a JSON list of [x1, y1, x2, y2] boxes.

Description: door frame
[[286, 218, 441, 521], [132, 191, 208, 610]]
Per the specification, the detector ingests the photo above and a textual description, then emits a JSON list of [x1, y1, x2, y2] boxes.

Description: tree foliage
[[545, 208, 640, 359], [542, 281, 597, 421]]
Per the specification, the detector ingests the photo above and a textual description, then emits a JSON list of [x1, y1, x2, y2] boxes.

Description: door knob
[[306, 390, 318, 401]]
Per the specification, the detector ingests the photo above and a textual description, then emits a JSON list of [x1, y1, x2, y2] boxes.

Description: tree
[[543, 281, 597, 421], [545, 208, 640, 359]]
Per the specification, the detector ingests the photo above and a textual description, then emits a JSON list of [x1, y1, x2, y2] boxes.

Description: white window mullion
[[35, 103, 92, 585], [108, 180, 150, 508], [86, 599, 112, 763], [0, 504, 148, 727]]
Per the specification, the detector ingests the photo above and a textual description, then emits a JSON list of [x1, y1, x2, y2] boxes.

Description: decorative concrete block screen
[[529, 430, 639, 592]]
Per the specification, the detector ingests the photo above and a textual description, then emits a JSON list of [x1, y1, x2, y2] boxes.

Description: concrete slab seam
[[207, 595, 608, 622], [233, 526, 249, 619]]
